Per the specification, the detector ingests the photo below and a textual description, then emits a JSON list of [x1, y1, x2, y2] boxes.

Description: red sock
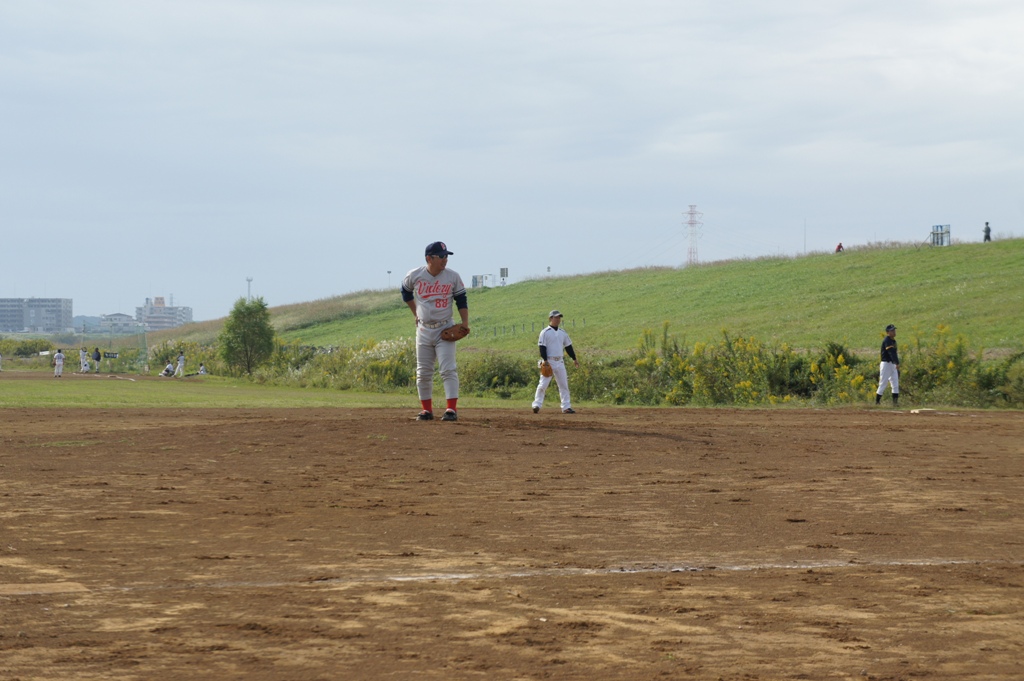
[[446, 398, 458, 412], [420, 400, 432, 412]]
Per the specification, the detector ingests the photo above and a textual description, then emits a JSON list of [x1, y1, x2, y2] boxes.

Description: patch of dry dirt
[[2, 396, 1022, 679]]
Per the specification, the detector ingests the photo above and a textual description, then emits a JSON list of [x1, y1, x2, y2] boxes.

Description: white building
[[135, 297, 193, 331], [100, 313, 140, 335]]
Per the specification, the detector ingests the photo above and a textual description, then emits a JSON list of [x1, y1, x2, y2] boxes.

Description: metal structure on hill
[[685, 205, 703, 266]]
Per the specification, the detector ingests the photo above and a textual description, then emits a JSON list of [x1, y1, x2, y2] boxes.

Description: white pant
[[533, 358, 571, 410], [877, 362, 899, 395], [54, 362, 63, 377], [416, 325, 459, 401]]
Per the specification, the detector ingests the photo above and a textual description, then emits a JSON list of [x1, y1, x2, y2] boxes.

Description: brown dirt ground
[[1, 385, 1023, 680]]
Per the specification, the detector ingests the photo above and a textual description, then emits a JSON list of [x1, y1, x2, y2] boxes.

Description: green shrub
[[2, 338, 56, 357], [994, 356, 1024, 407], [347, 338, 415, 391], [150, 340, 220, 376], [808, 341, 871, 405], [295, 346, 355, 389], [132, 322, 1021, 409], [460, 352, 536, 398]]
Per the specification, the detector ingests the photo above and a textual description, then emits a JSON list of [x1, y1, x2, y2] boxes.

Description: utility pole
[[246, 277, 253, 301]]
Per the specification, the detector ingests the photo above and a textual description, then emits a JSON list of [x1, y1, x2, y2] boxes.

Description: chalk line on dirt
[[7, 557, 1020, 598]]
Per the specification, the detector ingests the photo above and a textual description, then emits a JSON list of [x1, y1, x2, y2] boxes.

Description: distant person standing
[[0, 350, 4, 372], [983, 222, 992, 242], [80, 347, 89, 373], [174, 351, 185, 377], [875, 324, 900, 406], [53, 349, 65, 378], [92, 347, 102, 373], [532, 310, 580, 414]]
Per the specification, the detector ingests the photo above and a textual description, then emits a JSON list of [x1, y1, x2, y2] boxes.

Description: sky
[[2, 1, 1022, 321]]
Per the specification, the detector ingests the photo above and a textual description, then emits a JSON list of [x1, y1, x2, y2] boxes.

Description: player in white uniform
[[53, 349, 65, 378], [80, 347, 89, 373], [401, 241, 469, 421], [532, 310, 579, 414]]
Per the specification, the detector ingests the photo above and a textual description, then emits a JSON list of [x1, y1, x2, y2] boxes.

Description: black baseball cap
[[425, 241, 453, 257], [549, 310, 563, 318], [885, 324, 897, 332]]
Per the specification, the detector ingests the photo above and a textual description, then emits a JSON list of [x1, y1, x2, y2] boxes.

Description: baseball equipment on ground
[[539, 360, 553, 377], [441, 324, 470, 342]]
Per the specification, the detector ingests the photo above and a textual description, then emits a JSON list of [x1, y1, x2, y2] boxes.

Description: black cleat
[[416, 410, 434, 421], [562, 408, 576, 414], [441, 409, 458, 421], [532, 406, 539, 413]]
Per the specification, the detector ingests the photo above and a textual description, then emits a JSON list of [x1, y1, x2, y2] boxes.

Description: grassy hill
[[151, 239, 1024, 355]]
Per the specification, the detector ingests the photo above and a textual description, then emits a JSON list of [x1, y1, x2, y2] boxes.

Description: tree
[[219, 297, 275, 375]]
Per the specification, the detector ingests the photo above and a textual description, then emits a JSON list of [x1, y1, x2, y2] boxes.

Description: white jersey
[[402, 266, 466, 326], [54, 352, 65, 365], [538, 325, 572, 358]]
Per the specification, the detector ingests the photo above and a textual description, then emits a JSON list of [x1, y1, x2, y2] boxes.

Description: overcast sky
[[2, 1, 1021, 321]]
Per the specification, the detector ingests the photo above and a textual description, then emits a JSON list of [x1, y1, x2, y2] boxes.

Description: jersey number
[[434, 299, 449, 309]]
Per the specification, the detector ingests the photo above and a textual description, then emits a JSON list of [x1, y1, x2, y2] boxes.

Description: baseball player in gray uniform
[[532, 310, 579, 414], [401, 241, 469, 421], [53, 349, 65, 378]]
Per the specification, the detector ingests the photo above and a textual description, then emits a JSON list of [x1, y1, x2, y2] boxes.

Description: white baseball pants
[[877, 361, 899, 395], [533, 358, 571, 411], [416, 326, 459, 401]]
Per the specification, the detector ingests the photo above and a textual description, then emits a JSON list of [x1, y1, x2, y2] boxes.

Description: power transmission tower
[[685, 205, 703, 266]]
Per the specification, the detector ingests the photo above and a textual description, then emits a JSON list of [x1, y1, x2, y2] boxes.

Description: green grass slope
[[156, 239, 1024, 354]]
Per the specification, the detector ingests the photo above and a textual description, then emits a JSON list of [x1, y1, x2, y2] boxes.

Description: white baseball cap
[[549, 310, 563, 318]]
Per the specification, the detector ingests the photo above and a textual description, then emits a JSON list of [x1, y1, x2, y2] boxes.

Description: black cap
[[549, 310, 563, 318], [425, 241, 453, 257], [885, 324, 896, 332]]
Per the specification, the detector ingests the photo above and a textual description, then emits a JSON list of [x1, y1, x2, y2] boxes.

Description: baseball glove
[[539, 360, 553, 377], [441, 324, 470, 342]]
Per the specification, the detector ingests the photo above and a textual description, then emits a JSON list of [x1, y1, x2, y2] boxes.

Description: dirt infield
[[2, 401, 1022, 680]]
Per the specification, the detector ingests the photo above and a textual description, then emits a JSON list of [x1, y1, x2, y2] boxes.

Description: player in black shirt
[[875, 324, 900, 406]]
